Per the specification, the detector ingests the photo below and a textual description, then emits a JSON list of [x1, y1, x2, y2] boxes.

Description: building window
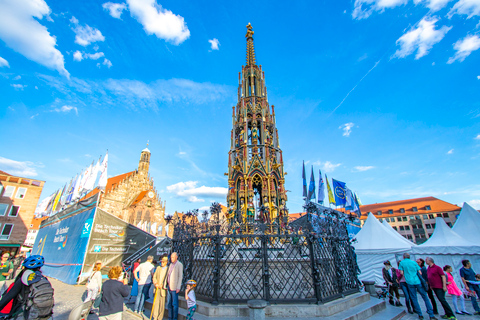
[[0, 224, 14, 240], [425, 205, 431, 210], [393, 226, 398, 231], [405, 226, 410, 230], [377, 211, 382, 215], [379, 219, 383, 223], [402, 217, 407, 221], [385, 218, 389, 222], [423, 215, 428, 219], [426, 224, 431, 229], [432, 223, 436, 228], [2, 186, 15, 198], [412, 225, 417, 229], [415, 215, 420, 219], [409, 216, 415, 219], [15, 187, 27, 199], [397, 217, 402, 222], [429, 214, 434, 219], [388, 209, 393, 214], [8, 206, 19, 217], [400, 226, 405, 231], [437, 213, 442, 217], [443, 212, 449, 218], [407, 235, 413, 240], [412, 207, 418, 212], [367, 212, 372, 215], [399, 208, 405, 213], [447, 222, 452, 227], [0, 204, 9, 216]]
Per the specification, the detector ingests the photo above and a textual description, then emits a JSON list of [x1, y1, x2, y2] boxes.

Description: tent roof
[[452, 202, 480, 243], [353, 213, 413, 253], [412, 217, 480, 255], [381, 220, 417, 247]]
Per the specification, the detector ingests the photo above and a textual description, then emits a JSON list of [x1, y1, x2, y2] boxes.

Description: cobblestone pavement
[[382, 294, 480, 320], [49, 278, 151, 320]]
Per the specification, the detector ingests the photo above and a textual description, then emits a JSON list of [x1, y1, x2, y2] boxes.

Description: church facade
[[86, 147, 168, 236], [226, 24, 288, 226]]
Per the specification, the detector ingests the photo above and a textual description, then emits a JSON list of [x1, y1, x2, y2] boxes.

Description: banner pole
[[78, 195, 99, 285]]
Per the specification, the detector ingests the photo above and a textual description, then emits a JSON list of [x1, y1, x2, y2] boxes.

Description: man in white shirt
[[134, 256, 154, 314]]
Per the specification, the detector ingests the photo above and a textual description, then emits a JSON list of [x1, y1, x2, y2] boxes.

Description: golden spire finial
[[245, 23, 256, 66]]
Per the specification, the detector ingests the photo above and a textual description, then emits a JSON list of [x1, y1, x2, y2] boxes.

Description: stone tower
[[138, 146, 150, 173], [226, 23, 288, 226]]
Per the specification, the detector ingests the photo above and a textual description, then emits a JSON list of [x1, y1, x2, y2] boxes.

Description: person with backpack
[[0, 255, 54, 320]]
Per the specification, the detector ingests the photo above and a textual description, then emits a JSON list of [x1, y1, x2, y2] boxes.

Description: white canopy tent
[[382, 220, 417, 247], [452, 202, 480, 244], [412, 217, 480, 287], [354, 213, 414, 284]]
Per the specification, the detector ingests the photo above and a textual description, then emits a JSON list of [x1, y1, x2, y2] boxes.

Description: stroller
[[376, 283, 402, 306]]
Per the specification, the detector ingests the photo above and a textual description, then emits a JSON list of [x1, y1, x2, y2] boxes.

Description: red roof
[[83, 171, 135, 199], [289, 212, 305, 221], [357, 197, 460, 220], [131, 191, 148, 206], [0, 170, 11, 176]]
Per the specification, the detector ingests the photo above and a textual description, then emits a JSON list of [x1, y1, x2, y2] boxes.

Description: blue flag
[[302, 161, 307, 198], [332, 178, 347, 207], [317, 170, 325, 204], [354, 193, 362, 217], [307, 167, 316, 201]]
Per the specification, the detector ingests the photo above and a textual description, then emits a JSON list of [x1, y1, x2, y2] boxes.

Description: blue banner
[[332, 179, 347, 207], [32, 207, 96, 284]]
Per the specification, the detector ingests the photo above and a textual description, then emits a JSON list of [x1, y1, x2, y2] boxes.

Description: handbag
[[86, 271, 97, 290], [93, 291, 102, 308]]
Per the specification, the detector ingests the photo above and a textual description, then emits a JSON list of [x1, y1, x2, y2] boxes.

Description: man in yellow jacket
[[151, 254, 168, 320], [166, 252, 183, 320]]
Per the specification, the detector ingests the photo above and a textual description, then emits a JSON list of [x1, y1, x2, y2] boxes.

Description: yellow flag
[[51, 187, 63, 212], [326, 175, 336, 205]]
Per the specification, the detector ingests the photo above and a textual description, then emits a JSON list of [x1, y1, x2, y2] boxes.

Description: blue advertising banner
[[32, 207, 96, 284]]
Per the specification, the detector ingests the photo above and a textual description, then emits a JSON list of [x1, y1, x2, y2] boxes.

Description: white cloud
[[393, 17, 451, 59], [477, 75, 480, 79], [73, 50, 83, 61], [54, 105, 78, 115], [71, 17, 105, 46], [85, 52, 105, 60], [126, 0, 190, 45], [0, 157, 38, 177], [448, 0, 480, 18], [352, 0, 408, 19], [102, 2, 127, 19], [208, 38, 220, 50], [447, 148, 454, 154], [415, 0, 454, 11], [354, 166, 375, 171], [11, 83, 26, 90], [103, 58, 112, 68], [13, 75, 21, 80], [167, 181, 228, 203], [448, 35, 480, 63], [312, 161, 342, 173], [339, 122, 355, 137], [0, 56, 9, 67], [39, 74, 234, 110], [469, 199, 480, 209], [30, 113, 39, 119], [0, 0, 69, 77], [475, 134, 480, 140]]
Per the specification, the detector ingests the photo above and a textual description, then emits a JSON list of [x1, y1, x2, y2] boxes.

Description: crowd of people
[[382, 253, 480, 320], [82, 252, 195, 320]]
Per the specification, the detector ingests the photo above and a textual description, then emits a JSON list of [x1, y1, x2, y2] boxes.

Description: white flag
[[79, 163, 92, 192], [345, 188, 355, 210], [98, 152, 108, 189], [72, 170, 84, 201], [84, 159, 100, 191], [35, 194, 55, 217]]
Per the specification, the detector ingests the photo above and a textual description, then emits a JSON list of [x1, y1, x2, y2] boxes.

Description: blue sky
[[1, 0, 479, 215]]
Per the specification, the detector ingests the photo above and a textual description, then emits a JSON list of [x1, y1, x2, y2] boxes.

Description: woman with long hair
[[84, 260, 103, 302]]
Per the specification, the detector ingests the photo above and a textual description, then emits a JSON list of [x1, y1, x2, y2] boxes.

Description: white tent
[[381, 220, 417, 247], [452, 202, 480, 244], [412, 217, 480, 288], [353, 213, 414, 284]]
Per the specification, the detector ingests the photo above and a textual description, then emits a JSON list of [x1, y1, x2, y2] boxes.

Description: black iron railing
[[168, 202, 360, 304]]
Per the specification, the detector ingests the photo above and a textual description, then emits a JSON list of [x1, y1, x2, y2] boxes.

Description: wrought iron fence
[[169, 202, 360, 304]]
